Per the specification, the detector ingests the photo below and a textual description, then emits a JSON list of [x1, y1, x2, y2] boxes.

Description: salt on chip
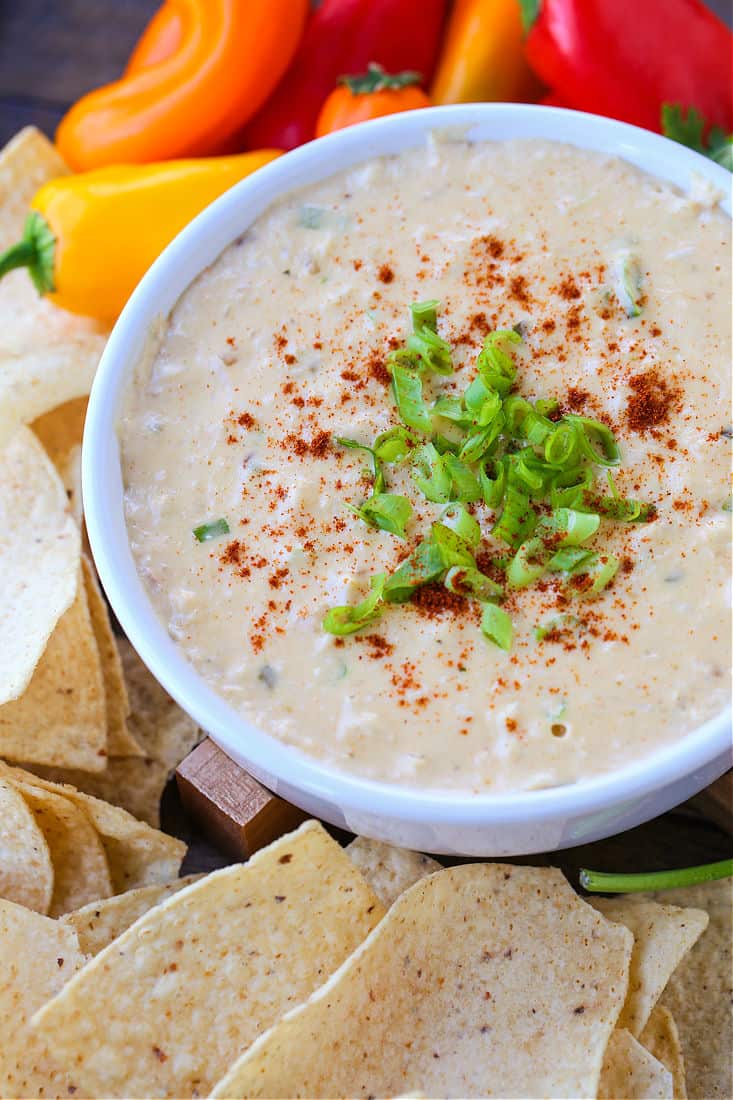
[[346, 836, 441, 906], [61, 874, 203, 956], [0, 128, 108, 445], [0, 565, 107, 771], [640, 1005, 687, 1099], [32, 821, 385, 1099], [211, 863, 633, 1100], [0, 898, 86, 1099], [591, 897, 708, 1036], [648, 879, 733, 1100], [118, 637, 200, 771], [0, 775, 53, 913], [599, 1028, 673, 1099], [0, 762, 185, 892], [0, 425, 79, 705], [82, 557, 142, 756], [10, 776, 112, 916]]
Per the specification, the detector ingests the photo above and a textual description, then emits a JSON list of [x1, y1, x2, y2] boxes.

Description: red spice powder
[[377, 264, 394, 284], [625, 369, 682, 433]]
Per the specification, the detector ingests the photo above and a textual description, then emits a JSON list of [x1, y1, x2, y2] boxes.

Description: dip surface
[[119, 139, 731, 793]]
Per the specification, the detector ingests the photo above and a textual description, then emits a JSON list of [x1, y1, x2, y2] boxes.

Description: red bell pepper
[[524, 0, 733, 134], [242, 0, 447, 151]]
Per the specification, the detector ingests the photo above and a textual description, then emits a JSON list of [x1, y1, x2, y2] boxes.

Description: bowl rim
[[83, 103, 732, 828]]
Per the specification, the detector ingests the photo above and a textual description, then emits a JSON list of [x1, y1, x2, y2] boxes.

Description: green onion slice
[[335, 436, 384, 492], [580, 858, 733, 894], [410, 299, 440, 332], [443, 452, 482, 502], [566, 415, 621, 467], [439, 503, 481, 547], [383, 539, 446, 603], [579, 554, 620, 596], [390, 363, 432, 433], [406, 326, 453, 376], [193, 518, 230, 542], [480, 458, 506, 510], [373, 426, 418, 463], [480, 602, 513, 650], [492, 481, 536, 548], [535, 613, 581, 641], [476, 329, 521, 395], [351, 493, 412, 539], [411, 442, 451, 503], [445, 565, 503, 601], [323, 573, 386, 635], [547, 546, 596, 573], [507, 537, 546, 589]]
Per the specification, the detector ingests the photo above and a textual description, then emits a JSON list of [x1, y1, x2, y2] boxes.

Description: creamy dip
[[120, 138, 731, 793]]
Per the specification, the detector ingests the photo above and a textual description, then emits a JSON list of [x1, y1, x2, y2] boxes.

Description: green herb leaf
[[480, 602, 513, 650], [323, 573, 386, 635], [518, 0, 541, 33], [193, 518, 230, 542], [661, 104, 733, 171]]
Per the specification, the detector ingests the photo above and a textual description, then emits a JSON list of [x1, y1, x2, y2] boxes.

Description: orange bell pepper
[[430, 0, 542, 105], [56, 0, 308, 171], [316, 65, 431, 138]]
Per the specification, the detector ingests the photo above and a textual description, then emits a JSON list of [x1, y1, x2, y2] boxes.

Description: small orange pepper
[[56, 0, 308, 170], [430, 0, 543, 105], [316, 64, 431, 138]]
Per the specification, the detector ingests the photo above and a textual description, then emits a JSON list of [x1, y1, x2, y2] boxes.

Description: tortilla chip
[[32, 821, 385, 1098], [346, 837, 441, 906], [0, 898, 86, 1099], [647, 880, 733, 1100], [0, 776, 53, 913], [0, 425, 80, 705], [640, 1005, 687, 1099], [32, 753, 169, 828], [0, 128, 108, 445], [0, 565, 107, 771], [31, 395, 87, 466], [592, 898, 709, 1036], [599, 1028, 674, 1099], [0, 762, 185, 892], [82, 557, 141, 756], [11, 776, 112, 916], [61, 874, 203, 955], [211, 863, 633, 1100], [118, 638, 200, 771]]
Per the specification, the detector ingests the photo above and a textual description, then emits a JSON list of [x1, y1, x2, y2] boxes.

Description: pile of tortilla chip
[[0, 129, 201, 830], [1, 824, 728, 1099]]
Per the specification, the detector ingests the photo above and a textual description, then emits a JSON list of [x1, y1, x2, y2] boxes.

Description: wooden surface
[[2, 2, 731, 878]]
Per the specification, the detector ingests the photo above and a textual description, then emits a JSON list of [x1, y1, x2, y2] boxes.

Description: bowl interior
[[83, 104, 732, 835]]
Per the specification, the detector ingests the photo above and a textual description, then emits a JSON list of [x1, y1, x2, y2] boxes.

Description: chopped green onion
[[351, 493, 412, 539], [406, 326, 453, 375], [411, 442, 451, 503], [580, 554, 620, 596], [479, 458, 506, 509], [323, 574, 386, 635], [443, 452, 482, 502], [615, 252, 644, 318], [439, 503, 481, 547], [410, 299, 440, 332], [390, 363, 432, 433], [492, 481, 536, 548], [547, 546, 596, 573], [507, 537, 546, 589], [580, 858, 733, 894], [445, 565, 503, 601], [596, 496, 657, 523], [432, 394, 471, 425], [383, 539, 446, 603], [538, 508, 600, 547], [431, 522, 476, 569], [535, 613, 581, 641], [476, 330, 521, 395], [480, 602, 513, 650], [458, 418, 504, 466], [193, 518, 230, 542], [545, 421, 581, 467], [566, 415, 621, 467], [335, 436, 384, 491], [373, 426, 417, 463]]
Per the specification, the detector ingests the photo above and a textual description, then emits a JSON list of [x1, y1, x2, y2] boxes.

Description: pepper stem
[[580, 857, 733, 894], [0, 210, 56, 295], [341, 63, 422, 96]]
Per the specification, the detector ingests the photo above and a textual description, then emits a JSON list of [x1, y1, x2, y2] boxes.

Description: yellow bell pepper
[[0, 150, 280, 322], [430, 0, 542, 105]]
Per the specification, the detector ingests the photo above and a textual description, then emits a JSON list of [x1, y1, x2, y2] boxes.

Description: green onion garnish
[[350, 493, 412, 539], [615, 252, 644, 318], [580, 858, 733, 894], [322, 574, 386, 635], [480, 602, 513, 650], [193, 518, 230, 542], [323, 298, 654, 647]]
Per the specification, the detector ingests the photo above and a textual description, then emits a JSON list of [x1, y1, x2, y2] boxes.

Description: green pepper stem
[[0, 210, 56, 295], [0, 238, 37, 279], [580, 858, 733, 894]]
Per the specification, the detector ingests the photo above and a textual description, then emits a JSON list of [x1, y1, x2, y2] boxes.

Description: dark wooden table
[[1, 1, 730, 879]]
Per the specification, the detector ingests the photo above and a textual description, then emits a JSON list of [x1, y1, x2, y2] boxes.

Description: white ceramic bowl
[[84, 104, 732, 856]]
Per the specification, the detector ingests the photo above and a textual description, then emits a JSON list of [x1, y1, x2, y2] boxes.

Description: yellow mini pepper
[[431, 0, 543, 105], [0, 150, 280, 322]]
